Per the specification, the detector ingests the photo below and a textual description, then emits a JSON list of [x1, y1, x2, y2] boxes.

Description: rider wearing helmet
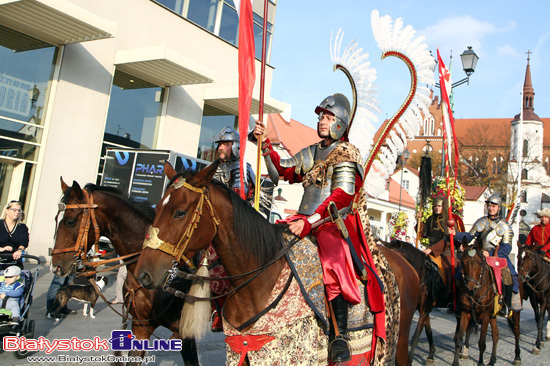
[[469, 193, 521, 315], [253, 94, 381, 363], [213, 126, 256, 202]]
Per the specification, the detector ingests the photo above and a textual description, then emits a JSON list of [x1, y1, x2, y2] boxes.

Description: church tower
[[509, 52, 550, 228]]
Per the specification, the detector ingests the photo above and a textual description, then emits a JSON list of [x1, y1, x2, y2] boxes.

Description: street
[[0, 263, 548, 366]]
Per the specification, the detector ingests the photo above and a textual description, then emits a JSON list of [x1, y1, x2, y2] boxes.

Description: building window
[[521, 190, 527, 203], [523, 139, 529, 158], [522, 168, 528, 180], [402, 180, 409, 191], [154, 0, 273, 62], [197, 104, 238, 161], [0, 42, 56, 208]]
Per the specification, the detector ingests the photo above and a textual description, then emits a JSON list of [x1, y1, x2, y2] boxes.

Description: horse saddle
[[486, 256, 507, 295]]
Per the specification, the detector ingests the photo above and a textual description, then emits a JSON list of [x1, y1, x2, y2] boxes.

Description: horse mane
[[167, 169, 287, 266], [62, 183, 155, 222], [226, 186, 286, 266], [387, 239, 426, 272]]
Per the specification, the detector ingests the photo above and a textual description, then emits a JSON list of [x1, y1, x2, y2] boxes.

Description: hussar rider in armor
[[254, 94, 377, 363], [213, 126, 256, 202], [469, 193, 522, 316], [208, 126, 256, 332]]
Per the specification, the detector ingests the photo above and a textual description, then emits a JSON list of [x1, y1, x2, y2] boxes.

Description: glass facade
[[0, 43, 56, 209], [98, 77, 164, 182], [153, 0, 273, 63], [196, 104, 237, 161]]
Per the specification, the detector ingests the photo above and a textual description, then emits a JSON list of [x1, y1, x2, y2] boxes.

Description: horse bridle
[[520, 251, 550, 293], [52, 189, 100, 270], [142, 178, 220, 271], [461, 252, 493, 305], [52, 189, 140, 275]]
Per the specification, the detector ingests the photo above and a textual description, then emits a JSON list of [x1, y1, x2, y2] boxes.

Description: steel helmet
[[485, 193, 502, 206], [315, 93, 350, 140], [215, 126, 240, 158]]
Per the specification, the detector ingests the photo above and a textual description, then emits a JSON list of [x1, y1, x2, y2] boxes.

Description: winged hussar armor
[[212, 159, 255, 198], [279, 140, 363, 215], [470, 216, 514, 251]]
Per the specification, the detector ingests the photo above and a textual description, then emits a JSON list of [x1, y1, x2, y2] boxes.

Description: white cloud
[[497, 45, 521, 57], [420, 16, 517, 56]]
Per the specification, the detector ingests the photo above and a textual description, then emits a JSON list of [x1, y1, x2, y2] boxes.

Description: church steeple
[[514, 51, 541, 122]]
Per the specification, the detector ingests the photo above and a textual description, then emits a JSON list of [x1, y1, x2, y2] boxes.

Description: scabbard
[[327, 201, 368, 282]]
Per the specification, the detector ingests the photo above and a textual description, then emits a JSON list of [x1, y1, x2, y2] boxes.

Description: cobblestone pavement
[[0, 264, 548, 365]]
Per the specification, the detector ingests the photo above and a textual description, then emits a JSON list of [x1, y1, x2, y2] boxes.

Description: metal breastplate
[[470, 216, 513, 250], [295, 141, 359, 215], [213, 160, 254, 196]]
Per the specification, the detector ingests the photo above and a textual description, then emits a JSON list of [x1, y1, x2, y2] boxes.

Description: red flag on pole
[[437, 48, 458, 309], [236, 0, 256, 199]]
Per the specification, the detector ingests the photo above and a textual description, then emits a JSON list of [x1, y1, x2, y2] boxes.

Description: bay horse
[[134, 161, 419, 366], [518, 244, 550, 354], [385, 239, 446, 365], [454, 237, 521, 366], [51, 178, 199, 366]]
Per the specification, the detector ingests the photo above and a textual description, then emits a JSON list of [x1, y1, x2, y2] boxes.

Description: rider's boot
[[210, 297, 224, 332], [329, 295, 352, 363], [500, 284, 513, 318]]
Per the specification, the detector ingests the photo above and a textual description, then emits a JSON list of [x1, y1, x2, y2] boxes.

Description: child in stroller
[[0, 265, 24, 326]]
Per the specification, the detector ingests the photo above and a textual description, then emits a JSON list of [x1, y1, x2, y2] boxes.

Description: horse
[[385, 239, 448, 365], [453, 237, 521, 366], [134, 160, 419, 366], [50, 178, 199, 366], [518, 244, 550, 354]]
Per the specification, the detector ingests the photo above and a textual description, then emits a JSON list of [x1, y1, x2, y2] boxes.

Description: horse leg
[[125, 325, 155, 366], [424, 314, 436, 364], [453, 312, 469, 366], [408, 312, 426, 366], [476, 314, 489, 366], [534, 297, 544, 354], [486, 317, 498, 366], [508, 311, 522, 365], [546, 306, 550, 341], [176, 332, 200, 366]]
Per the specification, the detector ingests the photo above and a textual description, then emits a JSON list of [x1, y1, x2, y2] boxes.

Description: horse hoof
[[460, 353, 469, 359], [546, 336, 550, 342], [425, 358, 434, 365], [513, 361, 522, 366], [532, 347, 541, 355]]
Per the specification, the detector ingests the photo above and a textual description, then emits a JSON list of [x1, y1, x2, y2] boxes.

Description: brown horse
[[134, 161, 418, 366], [51, 179, 199, 366], [454, 237, 521, 366], [518, 245, 550, 354]]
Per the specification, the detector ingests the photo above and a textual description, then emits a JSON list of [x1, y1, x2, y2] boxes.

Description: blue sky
[[268, 1, 550, 130]]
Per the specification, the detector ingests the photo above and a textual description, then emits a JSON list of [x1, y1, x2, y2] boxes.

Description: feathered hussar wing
[[330, 29, 380, 168], [350, 9, 435, 197]]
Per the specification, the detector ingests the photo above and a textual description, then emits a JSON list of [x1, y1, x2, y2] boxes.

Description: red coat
[[525, 223, 550, 257]]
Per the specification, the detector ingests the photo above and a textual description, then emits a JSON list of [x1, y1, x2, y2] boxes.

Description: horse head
[[460, 238, 487, 295], [518, 244, 543, 281], [135, 160, 223, 290], [51, 178, 99, 277]]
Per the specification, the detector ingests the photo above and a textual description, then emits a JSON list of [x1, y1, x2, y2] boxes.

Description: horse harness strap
[[143, 180, 221, 270], [52, 190, 100, 266]]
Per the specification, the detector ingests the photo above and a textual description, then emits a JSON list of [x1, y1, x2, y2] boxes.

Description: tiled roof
[[266, 114, 319, 156], [387, 178, 415, 209], [462, 185, 488, 201]]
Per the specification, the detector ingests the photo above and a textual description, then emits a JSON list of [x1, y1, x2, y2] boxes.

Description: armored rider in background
[[469, 193, 522, 316], [208, 126, 256, 332], [213, 126, 256, 202], [254, 94, 371, 363]]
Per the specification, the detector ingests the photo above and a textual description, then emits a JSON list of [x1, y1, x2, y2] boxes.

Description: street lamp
[[398, 148, 411, 212]]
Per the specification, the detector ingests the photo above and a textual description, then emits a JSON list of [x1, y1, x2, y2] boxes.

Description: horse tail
[[179, 263, 211, 340]]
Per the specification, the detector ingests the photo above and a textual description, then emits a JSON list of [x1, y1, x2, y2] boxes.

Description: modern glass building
[[0, 0, 282, 260]]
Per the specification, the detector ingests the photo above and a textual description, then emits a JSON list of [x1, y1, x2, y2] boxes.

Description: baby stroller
[[0, 253, 40, 358]]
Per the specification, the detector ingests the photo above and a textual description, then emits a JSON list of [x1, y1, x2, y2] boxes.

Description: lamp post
[[398, 148, 411, 212], [435, 46, 479, 175]]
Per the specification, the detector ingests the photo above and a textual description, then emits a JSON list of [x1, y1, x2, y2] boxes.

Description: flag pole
[[253, 0, 269, 211]]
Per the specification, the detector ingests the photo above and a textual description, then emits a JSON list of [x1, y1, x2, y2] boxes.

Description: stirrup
[[329, 335, 351, 362]]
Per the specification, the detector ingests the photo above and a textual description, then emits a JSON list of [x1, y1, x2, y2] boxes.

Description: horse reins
[[461, 254, 494, 307], [520, 252, 550, 294]]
